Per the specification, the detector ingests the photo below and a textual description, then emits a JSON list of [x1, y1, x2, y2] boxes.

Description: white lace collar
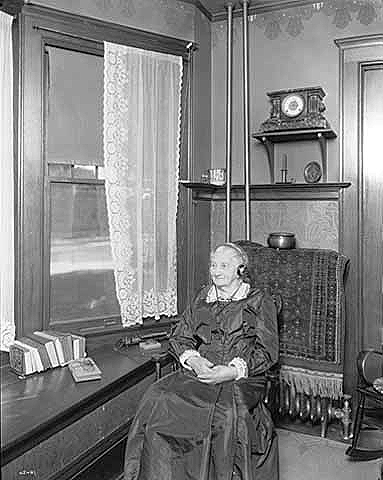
[[205, 282, 250, 303]]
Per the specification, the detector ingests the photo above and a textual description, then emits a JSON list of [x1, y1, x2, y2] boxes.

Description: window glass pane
[[73, 165, 97, 179], [50, 183, 119, 324], [48, 163, 72, 177], [46, 47, 103, 165]]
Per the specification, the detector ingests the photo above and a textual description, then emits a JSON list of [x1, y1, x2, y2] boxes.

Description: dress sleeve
[[169, 299, 199, 361], [233, 292, 279, 377]]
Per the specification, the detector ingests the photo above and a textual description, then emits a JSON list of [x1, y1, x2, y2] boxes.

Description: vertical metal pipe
[[186, 46, 195, 302], [241, 0, 251, 240], [225, 2, 234, 242]]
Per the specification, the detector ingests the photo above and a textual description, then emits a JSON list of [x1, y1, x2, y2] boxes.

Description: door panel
[[362, 65, 383, 349]]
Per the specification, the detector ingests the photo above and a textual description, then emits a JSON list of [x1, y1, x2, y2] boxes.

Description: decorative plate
[[304, 161, 322, 183]]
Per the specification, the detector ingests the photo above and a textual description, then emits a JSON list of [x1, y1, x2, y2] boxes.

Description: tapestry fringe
[[280, 365, 343, 399]]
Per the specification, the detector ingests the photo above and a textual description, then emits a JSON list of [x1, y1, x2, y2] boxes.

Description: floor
[[277, 408, 383, 480], [78, 416, 383, 480], [278, 428, 382, 480]]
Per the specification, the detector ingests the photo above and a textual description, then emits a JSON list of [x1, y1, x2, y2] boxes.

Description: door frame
[[335, 34, 383, 393]]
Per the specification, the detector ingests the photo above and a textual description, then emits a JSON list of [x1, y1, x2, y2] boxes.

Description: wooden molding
[[21, 4, 193, 57], [180, 181, 351, 201], [336, 34, 383, 393], [335, 33, 383, 50]]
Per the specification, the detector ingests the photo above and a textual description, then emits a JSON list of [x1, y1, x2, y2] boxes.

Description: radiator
[[264, 378, 352, 439]]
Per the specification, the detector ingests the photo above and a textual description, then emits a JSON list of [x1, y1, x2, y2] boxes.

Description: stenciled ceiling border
[[211, 0, 382, 41], [16, 0, 382, 40]]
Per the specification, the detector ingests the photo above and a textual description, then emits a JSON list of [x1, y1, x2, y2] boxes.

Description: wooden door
[[337, 34, 383, 393], [362, 64, 383, 349]]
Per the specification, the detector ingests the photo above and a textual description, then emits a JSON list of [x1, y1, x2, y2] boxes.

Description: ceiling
[[0, 0, 311, 20], [196, 0, 299, 16]]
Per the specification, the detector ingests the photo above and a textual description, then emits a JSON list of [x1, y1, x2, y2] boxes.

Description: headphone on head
[[215, 242, 249, 277]]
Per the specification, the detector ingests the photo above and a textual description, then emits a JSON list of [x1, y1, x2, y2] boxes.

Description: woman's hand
[[186, 356, 214, 376], [197, 365, 238, 384]]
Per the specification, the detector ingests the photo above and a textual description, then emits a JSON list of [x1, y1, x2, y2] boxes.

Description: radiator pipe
[[225, 1, 234, 242], [241, 0, 251, 240]]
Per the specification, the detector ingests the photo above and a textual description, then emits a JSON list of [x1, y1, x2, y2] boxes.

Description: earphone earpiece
[[237, 264, 246, 277], [213, 242, 249, 278]]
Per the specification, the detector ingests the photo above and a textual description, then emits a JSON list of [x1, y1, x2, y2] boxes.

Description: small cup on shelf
[[208, 168, 226, 186]]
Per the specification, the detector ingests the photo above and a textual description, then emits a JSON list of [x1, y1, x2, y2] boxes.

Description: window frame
[[42, 37, 118, 332], [16, 4, 192, 337]]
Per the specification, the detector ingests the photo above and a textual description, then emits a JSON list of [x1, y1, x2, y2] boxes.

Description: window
[[16, 7, 191, 336], [45, 45, 120, 330]]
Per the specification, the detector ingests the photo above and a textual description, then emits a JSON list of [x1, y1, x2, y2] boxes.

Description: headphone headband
[[214, 242, 249, 267]]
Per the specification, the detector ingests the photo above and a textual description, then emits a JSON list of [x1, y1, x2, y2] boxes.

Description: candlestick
[[282, 154, 288, 170], [280, 169, 288, 183]]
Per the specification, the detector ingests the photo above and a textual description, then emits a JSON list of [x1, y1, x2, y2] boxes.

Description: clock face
[[281, 94, 305, 118]]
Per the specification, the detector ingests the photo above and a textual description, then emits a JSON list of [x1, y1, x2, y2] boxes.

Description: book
[[33, 330, 73, 366], [13, 339, 44, 372], [27, 332, 59, 368], [33, 331, 65, 366], [20, 336, 52, 370], [9, 342, 34, 375], [68, 357, 102, 382], [48, 331, 73, 364], [18, 337, 49, 371], [70, 334, 86, 360]]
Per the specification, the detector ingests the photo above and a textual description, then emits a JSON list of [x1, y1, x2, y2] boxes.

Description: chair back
[[357, 349, 383, 386]]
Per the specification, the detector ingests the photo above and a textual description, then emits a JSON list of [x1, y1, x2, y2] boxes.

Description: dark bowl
[[267, 232, 296, 250]]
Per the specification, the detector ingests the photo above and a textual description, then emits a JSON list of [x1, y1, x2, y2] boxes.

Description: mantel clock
[[260, 87, 330, 132]]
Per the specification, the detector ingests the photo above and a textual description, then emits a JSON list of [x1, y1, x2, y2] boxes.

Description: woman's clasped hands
[[186, 356, 237, 384]]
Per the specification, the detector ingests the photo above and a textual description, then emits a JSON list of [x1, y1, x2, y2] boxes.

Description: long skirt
[[124, 371, 279, 480]]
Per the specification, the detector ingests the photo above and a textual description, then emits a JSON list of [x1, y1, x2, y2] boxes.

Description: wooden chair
[[346, 349, 383, 460]]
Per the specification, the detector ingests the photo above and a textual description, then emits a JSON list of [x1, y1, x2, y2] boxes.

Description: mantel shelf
[[180, 181, 351, 201], [252, 128, 337, 143]]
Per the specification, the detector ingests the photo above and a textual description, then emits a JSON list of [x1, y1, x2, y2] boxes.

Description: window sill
[[76, 316, 176, 336], [1, 342, 172, 466], [73, 317, 177, 352]]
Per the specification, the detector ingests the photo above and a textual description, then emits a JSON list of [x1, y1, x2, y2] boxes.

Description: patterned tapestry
[[237, 241, 350, 399]]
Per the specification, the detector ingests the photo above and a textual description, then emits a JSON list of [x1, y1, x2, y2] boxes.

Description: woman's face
[[210, 247, 241, 289]]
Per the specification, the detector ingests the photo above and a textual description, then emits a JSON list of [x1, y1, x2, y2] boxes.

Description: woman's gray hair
[[212, 242, 249, 267]]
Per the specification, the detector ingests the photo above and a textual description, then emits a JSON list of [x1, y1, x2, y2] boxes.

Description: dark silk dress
[[124, 285, 279, 480]]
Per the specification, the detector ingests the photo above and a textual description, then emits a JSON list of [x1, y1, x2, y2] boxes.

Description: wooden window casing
[[15, 5, 192, 337]]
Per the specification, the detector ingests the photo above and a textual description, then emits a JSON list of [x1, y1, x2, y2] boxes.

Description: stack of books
[[9, 331, 87, 377]]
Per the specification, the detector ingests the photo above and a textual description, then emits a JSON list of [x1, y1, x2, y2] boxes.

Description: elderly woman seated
[[124, 243, 279, 480]]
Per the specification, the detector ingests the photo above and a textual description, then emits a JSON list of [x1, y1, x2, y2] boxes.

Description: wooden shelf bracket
[[252, 128, 337, 183]]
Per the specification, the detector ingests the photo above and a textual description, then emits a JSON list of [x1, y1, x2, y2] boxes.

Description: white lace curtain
[[104, 42, 183, 326], [0, 11, 15, 350]]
